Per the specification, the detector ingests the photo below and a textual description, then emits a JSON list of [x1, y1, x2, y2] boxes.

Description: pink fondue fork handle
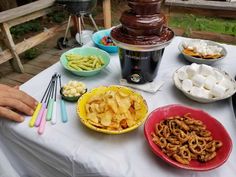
[[38, 108, 47, 135], [35, 103, 46, 127]]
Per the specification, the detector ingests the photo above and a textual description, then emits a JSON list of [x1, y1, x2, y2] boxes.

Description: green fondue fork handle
[[46, 98, 54, 121]]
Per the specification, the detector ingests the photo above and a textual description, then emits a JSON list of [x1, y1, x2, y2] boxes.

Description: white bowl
[[173, 66, 236, 103], [179, 39, 227, 65]]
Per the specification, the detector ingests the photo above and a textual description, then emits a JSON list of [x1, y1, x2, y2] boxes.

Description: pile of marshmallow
[[176, 63, 233, 99], [182, 40, 223, 57]]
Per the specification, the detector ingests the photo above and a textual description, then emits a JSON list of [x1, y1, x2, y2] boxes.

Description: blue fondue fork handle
[[60, 99, 68, 123]]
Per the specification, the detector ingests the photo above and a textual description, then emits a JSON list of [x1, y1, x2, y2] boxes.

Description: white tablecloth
[[0, 36, 236, 177]]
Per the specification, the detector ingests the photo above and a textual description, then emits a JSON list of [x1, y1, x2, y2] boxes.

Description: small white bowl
[[179, 39, 227, 65], [173, 66, 236, 103]]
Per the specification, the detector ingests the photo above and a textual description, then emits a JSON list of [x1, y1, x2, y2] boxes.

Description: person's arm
[[0, 84, 37, 122]]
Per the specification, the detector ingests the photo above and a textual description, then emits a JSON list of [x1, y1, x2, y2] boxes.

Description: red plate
[[144, 104, 232, 171]]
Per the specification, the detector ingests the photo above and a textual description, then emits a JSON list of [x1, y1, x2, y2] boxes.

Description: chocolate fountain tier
[[111, 25, 174, 51], [120, 10, 165, 35], [128, 0, 162, 15]]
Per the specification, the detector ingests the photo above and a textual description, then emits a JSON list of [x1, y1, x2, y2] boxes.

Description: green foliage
[[24, 48, 40, 60], [10, 20, 42, 39], [47, 10, 67, 23], [169, 14, 236, 36]]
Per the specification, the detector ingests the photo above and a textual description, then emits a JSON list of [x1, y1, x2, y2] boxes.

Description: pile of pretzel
[[151, 113, 223, 165]]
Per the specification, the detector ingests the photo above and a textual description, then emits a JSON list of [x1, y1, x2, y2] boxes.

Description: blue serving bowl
[[92, 29, 118, 53]]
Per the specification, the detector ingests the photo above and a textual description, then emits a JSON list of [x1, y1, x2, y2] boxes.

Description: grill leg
[[63, 15, 71, 44], [89, 14, 99, 32], [77, 16, 83, 46], [81, 15, 85, 30]]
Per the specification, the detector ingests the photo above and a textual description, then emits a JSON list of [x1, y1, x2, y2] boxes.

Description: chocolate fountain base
[[119, 48, 164, 84]]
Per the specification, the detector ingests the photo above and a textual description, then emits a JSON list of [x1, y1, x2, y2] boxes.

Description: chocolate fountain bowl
[[111, 25, 174, 84]]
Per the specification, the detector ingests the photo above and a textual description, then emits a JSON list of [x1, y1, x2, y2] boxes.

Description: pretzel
[[151, 113, 223, 165], [179, 145, 191, 162], [173, 154, 190, 165], [151, 132, 167, 149]]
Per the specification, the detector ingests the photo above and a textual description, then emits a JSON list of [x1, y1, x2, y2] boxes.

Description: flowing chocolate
[[120, 10, 165, 36], [111, 26, 173, 46], [111, 0, 174, 46]]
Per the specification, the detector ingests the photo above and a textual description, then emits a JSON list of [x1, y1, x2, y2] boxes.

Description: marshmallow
[[199, 64, 214, 76], [211, 84, 226, 98], [186, 63, 199, 78], [177, 69, 188, 81], [204, 75, 217, 90], [182, 79, 193, 92], [200, 88, 211, 99], [190, 87, 202, 97], [191, 63, 200, 70], [192, 74, 206, 87], [182, 41, 188, 48], [214, 70, 224, 83], [219, 78, 231, 90]]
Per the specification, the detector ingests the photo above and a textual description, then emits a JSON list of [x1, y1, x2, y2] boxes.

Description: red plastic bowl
[[144, 104, 232, 171]]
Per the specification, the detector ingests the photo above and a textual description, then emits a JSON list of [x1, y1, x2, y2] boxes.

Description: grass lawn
[[169, 14, 236, 36]]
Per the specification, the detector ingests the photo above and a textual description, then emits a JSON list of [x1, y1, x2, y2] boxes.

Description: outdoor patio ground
[[0, 31, 70, 86]]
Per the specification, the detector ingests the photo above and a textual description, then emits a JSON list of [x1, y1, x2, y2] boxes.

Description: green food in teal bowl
[[60, 47, 110, 76]]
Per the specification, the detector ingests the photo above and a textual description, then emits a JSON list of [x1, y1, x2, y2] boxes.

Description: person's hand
[[0, 84, 38, 122]]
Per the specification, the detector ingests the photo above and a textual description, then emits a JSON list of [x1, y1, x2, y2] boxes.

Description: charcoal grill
[[56, 0, 98, 49]]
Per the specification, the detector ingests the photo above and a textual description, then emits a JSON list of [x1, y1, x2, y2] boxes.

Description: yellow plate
[[77, 85, 148, 134]]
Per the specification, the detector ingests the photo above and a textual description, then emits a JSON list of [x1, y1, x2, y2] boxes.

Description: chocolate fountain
[[111, 0, 174, 84]]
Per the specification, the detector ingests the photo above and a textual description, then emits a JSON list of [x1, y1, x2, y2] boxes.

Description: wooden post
[[0, 23, 24, 72], [103, 0, 111, 29]]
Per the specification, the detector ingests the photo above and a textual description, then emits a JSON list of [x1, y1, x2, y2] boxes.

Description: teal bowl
[[60, 47, 110, 76], [92, 29, 118, 53]]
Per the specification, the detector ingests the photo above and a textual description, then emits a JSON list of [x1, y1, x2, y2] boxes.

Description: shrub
[[24, 48, 40, 60]]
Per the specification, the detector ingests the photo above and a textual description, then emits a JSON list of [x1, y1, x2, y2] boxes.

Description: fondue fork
[[51, 74, 58, 125], [46, 75, 56, 121], [29, 74, 55, 127], [34, 76, 54, 127], [38, 78, 55, 135], [29, 104, 42, 127], [59, 74, 68, 123]]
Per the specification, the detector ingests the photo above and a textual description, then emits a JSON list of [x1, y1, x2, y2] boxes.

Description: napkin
[[119, 79, 164, 93]]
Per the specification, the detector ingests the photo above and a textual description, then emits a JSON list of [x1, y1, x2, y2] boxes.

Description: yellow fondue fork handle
[[29, 103, 42, 127]]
